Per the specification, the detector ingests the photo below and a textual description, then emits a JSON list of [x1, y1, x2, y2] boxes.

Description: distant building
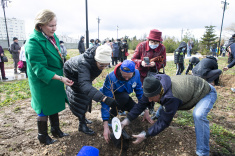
[[0, 17, 26, 40], [57, 35, 79, 43]]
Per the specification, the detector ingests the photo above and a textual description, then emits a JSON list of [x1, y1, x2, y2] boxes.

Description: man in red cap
[[132, 29, 166, 83]]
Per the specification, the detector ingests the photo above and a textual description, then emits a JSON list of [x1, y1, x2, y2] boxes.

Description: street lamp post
[[85, 0, 89, 49], [117, 25, 119, 39], [1, 0, 11, 50], [97, 17, 101, 40], [218, 0, 229, 55]]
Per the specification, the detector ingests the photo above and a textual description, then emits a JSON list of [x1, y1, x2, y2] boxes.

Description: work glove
[[132, 131, 147, 144], [121, 118, 130, 129], [104, 97, 118, 107]]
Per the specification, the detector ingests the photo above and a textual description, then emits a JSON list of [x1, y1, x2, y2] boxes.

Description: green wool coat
[[25, 29, 68, 115]]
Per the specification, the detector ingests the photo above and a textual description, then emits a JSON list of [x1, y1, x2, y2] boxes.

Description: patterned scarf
[[41, 31, 63, 62]]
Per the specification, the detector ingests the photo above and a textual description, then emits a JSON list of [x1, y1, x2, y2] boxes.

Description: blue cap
[[120, 60, 135, 73], [77, 146, 99, 156]]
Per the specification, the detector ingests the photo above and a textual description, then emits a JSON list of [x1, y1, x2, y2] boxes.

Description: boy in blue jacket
[[100, 60, 143, 143]]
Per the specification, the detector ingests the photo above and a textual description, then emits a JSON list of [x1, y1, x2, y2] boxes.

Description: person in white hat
[[64, 45, 118, 135]]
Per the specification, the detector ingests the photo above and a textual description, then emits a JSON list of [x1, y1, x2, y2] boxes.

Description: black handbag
[[1, 55, 8, 62]]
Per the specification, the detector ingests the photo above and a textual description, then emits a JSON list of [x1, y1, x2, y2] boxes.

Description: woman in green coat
[[25, 9, 74, 145]]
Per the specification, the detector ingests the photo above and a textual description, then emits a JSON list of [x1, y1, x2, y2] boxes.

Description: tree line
[[119, 24, 235, 55]]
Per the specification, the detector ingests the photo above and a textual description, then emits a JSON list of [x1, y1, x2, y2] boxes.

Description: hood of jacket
[[175, 42, 187, 52], [206, 55, 217, 62], [80, 36, 84, 42], [83, 46, 99, 67], [226, 37, 235, 50]]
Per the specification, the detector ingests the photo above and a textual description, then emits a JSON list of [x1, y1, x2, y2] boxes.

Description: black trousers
[[112, 57, 118, 66], [110, 92, 136, 118], [13, 58, 19, 72], [176, 63, 185, 75], [201, 69, 222, 85], [23, 61, 27, 77]]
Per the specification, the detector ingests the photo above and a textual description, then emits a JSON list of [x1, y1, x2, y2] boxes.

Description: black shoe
[[2, 77, 8, 80], [14, 72, 20, 74], [37, 120, 57, 145], [38, 133, 57, 145], [79, 122, 95, 135], [49, 113, 69, 138], [85, 118, 92, 124], [51, 127, 69, 138]]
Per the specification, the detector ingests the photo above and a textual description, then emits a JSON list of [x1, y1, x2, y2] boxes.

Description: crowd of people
[[78, 37, 129, 67], [1, 8, 235, 156]]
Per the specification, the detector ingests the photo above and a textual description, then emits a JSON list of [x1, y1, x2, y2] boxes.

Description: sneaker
[[2, 77, 8, 80]]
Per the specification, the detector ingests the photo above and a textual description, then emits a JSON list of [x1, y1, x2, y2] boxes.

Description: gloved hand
[[132, 131, 147, 144], [121, 118, 130, 129], [104, 97, 118, 107]]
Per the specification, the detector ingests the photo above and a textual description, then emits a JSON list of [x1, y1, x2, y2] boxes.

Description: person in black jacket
[[224, 43, 235, 71], [64, 45, 118, 135], [225, 34, 235, 64], [78, 36, 85, 54], [174, 42, 187, 75], [192, 56, 222, 85], [10, 37, 21, 74], [223, 43, 235, 92], [185, 57, 200, 75], [120, 39, 128, 61]]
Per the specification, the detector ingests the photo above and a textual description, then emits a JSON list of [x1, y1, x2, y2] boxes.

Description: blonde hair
[[34, 9, 56, 31]]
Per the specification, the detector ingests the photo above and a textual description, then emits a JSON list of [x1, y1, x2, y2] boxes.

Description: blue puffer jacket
[[100, 63, 143, 121]]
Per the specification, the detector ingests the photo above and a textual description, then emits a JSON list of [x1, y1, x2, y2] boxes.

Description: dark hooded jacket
[[185, 57, 200, 75], [227, 43, 235, 68], [174, 42, 187, 64], [10, 41, 21, 59], [78, 36, 85, 54], [63, 46, 105, 119], [120, 42, 128, 59], [192, 56, 218, 77], [226, 37, 235, 64]]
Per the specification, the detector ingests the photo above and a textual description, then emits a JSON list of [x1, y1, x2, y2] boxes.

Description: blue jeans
[[187, 49, 191, 57], [155, 105, 162, 118], [154, 84, 217, 156], [194, 84, 217, 156]]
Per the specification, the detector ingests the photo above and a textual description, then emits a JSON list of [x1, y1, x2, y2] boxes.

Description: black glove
[[104, 97, 118, 107]]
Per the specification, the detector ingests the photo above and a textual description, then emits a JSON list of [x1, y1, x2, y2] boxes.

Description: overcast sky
[[1, 0, 234, 41]]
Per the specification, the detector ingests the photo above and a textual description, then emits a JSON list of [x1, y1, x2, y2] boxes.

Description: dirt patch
[[0, 75, 235, 156]]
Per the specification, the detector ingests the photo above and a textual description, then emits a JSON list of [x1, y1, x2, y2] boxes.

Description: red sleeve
[[131, 42, 143, 68]]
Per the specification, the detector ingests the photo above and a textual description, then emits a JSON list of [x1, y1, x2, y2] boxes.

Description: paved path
[[1, 53, 203, 82], [166, 53, 202, 61], [1, 69, 27, 82]]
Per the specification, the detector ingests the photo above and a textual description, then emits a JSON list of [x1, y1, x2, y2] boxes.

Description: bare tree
[[225, 23, 235, 35]]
